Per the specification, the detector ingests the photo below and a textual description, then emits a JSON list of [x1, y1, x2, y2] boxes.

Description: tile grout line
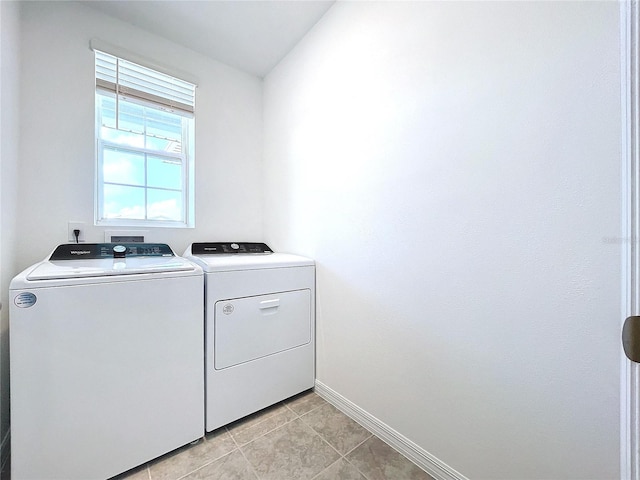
[[235, 398, 322, 480], [299, 399, 375, 480], [316, 428, 374, 480], [233, 411, 300, 448], [223, 426, 263, 479], [305, 429, 373, 480], [225, 424, 242, 450], [340, 430, 384, 480], [308, 456, 342, 480], [291, 399, 329, 417], [235, 442, 262, 480], [231, 394, 336, 479], [148, 393, 329, 480], [173, 462, 212, 480], [157, 436, 240, 480], [227, 402, 290, 441], [118, 394, 331, 480], [231, 394, 327, 449], [171, 451, 235, 480], [238, 403, 343, 480], [301, 419, 345, 479], [342, 432, 374, 458], [342, 451, 374, 480]]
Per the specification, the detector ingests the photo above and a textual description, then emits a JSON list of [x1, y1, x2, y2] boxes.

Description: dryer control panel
[[191, 242, 272, 255], [50, 243, 175, 260]]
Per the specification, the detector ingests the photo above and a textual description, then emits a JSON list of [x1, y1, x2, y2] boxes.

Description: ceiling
[[81, 0, 335, 78]]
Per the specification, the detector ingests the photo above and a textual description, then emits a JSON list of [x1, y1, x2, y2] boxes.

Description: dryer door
[[214, 289, 311, 370]]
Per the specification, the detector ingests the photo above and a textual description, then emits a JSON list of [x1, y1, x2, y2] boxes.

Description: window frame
[[94, 50, 196, 228]]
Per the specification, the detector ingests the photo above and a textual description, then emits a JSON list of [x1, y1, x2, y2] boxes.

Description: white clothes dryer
[[183, 242, 315, 432], [10, 243, 204, 480]]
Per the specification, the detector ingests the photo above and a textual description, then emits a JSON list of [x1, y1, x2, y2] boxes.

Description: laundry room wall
[[263, 1, 622, 479], [17, 1, 264, 270], [0, 0, 21, 467]]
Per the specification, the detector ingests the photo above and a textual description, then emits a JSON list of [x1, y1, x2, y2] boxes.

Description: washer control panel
[[191, 242, 272, 255], [50, 243, 175, 260]]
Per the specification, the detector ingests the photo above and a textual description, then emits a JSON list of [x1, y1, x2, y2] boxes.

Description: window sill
[[96, 219, 195, 229]]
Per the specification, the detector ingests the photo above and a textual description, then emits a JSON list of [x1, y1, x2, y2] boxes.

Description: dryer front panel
[[214, 289, 311, 369]]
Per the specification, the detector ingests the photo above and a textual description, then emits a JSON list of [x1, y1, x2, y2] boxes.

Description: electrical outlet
[[68, 221, 86, 243]]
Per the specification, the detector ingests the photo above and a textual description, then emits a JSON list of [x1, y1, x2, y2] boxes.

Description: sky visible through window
[[99, 95, 186, 222]]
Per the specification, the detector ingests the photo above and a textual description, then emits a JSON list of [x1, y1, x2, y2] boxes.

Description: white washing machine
[[183, 242, 315, 432], [10, 243, 204, 480]]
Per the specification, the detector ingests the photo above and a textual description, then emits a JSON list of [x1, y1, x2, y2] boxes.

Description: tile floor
[[111, 390, 434, 480]]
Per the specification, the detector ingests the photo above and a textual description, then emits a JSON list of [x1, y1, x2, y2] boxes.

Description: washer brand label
[[70, 250, 91, 256], [14, 292, 37, 308], [222, 303, 234, 315]]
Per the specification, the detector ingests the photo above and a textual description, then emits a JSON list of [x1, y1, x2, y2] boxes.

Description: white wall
[[263, 2, 622, 479], [18, 1, 264, 270], [0, 0, 21, 465]]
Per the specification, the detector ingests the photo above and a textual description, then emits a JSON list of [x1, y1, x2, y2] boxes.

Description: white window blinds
[[95, 50, 196, 115]]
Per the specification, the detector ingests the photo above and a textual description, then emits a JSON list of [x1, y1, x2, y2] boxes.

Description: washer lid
[[25, 243, 197, 280], [26, 256, 197, 280]]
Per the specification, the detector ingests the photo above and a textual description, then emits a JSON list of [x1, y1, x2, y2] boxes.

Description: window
[[94, 50, 196, 227]]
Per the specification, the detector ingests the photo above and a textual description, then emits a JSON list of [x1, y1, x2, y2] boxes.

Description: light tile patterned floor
[[112, 390, 434, 480]]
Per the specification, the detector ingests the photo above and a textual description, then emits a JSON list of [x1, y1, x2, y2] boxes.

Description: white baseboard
[[1, 429, 9, 473], [314, 381, 468, 480]]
